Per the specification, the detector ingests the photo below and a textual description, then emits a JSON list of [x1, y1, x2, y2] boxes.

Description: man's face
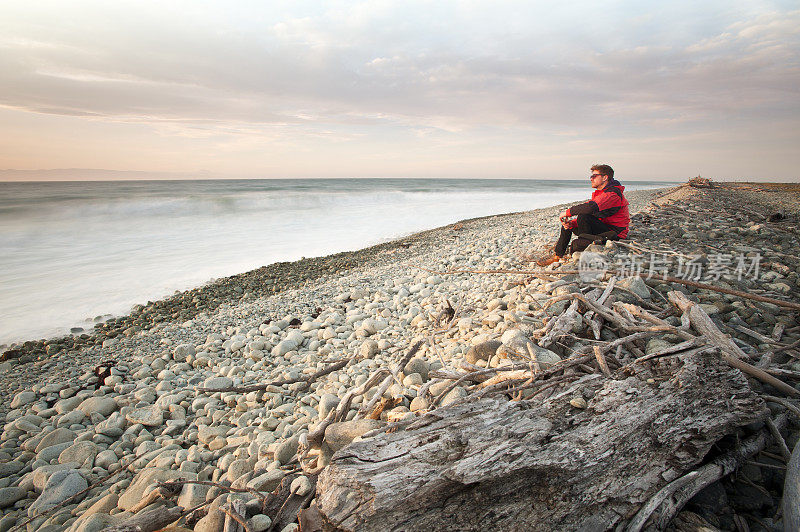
[[590, 171, 608, 189]]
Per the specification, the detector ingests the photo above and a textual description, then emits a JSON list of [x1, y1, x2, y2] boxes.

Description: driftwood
[[266, 474, 318, 532], [316, 348, 766, 531], [784, 440, 800, 532], [627, 413, 788, 531], [222, 499, 250, 532], [299, 503, 325, 532], [419, 266, 800, 311], [667, 291, 800, 397], [688, 176, 714, 188], [101, 504, 184, 532], [128, 484, 181, 513], [356, 340, 422, 418], [196, 357, 354, 393]]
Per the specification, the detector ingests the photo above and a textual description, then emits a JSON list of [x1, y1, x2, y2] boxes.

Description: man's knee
[[575, 213, 595, 232]]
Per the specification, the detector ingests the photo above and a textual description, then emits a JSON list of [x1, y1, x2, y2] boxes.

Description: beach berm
[[0, 182, 799, 531]]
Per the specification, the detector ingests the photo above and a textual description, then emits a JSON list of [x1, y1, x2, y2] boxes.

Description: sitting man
[[537, 164, 629, 266]]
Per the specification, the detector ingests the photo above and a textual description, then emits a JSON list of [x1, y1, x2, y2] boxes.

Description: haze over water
[[0, 178, 673, 345]]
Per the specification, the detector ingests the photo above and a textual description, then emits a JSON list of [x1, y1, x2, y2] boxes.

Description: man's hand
[[560, 211, 571, 229]]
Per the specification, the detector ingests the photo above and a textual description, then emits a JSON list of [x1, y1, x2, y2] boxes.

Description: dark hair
[[591, 164, 614, 179]]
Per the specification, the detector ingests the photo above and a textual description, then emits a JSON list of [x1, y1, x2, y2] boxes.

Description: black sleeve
[[569, 200, 599, 215]]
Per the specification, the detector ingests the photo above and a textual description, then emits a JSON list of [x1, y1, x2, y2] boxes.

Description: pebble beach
[[2, 182, 800, 531]]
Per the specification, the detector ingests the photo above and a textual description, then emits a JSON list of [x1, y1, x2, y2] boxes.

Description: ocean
[[0, 178, 674, 345]]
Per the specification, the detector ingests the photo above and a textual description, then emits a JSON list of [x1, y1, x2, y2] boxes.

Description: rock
[[198, 425, 229, 445], [77, 396, 118, 417], [249, 514, 272, 532], [403, 358, 429, 381], [126, 406, 164, 427], [94, 449, 118, 470], [465, 341, 502, 365], [194, 506, 226, 532], [177, 482, 209, 510], [409, 396, 429, 412], [360, 340, 380, 358], [68, 493, 119, 531], [59, 441, 98, 467], [227, 458, 255, 483], [55, 396, 83, 414], [96, 412, 126, 437], [69, 512, 120, 532], [318, 394, 340, 420], [32, 464, 82, 491], [616, 276, 651, 299], [247, 470, 286, 492], [440, 386, 468, 406], [0, 487, 25, 509], [290, 475, 312, 496], [527, 345, 561, 368], [57, 409, 87, 427], [28, 469, 87, 517], [274, 436, 299, 465], [118, 468, 190, 510], [570, 397, 588, 409], [201, 376, 233, 391], [646, 338, 672, 356], [37, 442, 71, 463], [498, 331, 535, 359], [272, 339, 299, 357], [403, 373, 423, 387], [324, 419, 382, 453], [0, 461, 24, 477], [11, 390, 36, 409], [173, 344, 195, 362], [35, 428, 77, 453]]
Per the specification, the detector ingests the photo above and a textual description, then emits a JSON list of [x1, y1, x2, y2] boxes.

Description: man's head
[[590, 164, 614, 189]]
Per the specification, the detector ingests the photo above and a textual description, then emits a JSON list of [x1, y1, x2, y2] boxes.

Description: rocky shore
[[1, 182, 799, 531]]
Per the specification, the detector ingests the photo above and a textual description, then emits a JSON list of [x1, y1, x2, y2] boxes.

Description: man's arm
[[564, 201, 599, 217]]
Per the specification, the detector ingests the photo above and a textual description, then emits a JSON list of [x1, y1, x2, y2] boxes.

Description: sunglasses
[[590, 173, 605, 179]]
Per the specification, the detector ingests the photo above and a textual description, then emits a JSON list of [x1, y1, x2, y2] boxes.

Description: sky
[[0, 1, 798, 181]]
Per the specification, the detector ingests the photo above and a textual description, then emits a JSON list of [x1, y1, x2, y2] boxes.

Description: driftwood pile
[[688, 176, 715, 188], [307, 273, 800, 531]]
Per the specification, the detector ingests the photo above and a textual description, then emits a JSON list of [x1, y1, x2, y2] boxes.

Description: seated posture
[[537, 164, 629, 266]]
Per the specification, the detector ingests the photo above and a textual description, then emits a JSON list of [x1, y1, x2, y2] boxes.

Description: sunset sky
[[0, 1, 798, 181]]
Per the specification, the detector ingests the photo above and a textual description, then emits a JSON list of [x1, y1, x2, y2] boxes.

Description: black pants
[[555, 214, 622, 256]]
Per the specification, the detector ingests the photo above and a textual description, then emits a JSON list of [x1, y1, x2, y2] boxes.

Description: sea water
[[0, 178, 673, 345]]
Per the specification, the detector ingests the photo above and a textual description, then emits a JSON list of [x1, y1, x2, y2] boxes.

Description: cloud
[[0, 1, 797, 179]]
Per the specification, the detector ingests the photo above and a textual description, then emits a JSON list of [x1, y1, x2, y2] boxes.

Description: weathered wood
[[197, 357, 353, 393], [539, 300, 580, 347], [101, 504, 183, 532], [784, 440, 800, 532], [668, 291, 800, 397], [316, 349, 766, 531], [222, 499, 250, 532], [356, 340, 422, 419], [593, 345, 611, 377], [627, 413, 788, 531], [271, 475, 318, 532], [299, 503, 325, 532]]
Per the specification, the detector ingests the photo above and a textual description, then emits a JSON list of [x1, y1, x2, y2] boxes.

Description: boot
[[536, 253, 562, 267]]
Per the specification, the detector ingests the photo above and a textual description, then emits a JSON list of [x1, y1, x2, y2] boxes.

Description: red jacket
[[565, 179, 630, 238]]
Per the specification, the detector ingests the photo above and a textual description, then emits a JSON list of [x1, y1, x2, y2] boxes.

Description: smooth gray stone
[[28, 469, 87, 518], [0, 486, 25, 509]]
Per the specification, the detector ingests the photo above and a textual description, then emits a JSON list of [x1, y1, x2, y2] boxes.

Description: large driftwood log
[[316, 350, 766, 531], [785, 439, 800, 532]]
